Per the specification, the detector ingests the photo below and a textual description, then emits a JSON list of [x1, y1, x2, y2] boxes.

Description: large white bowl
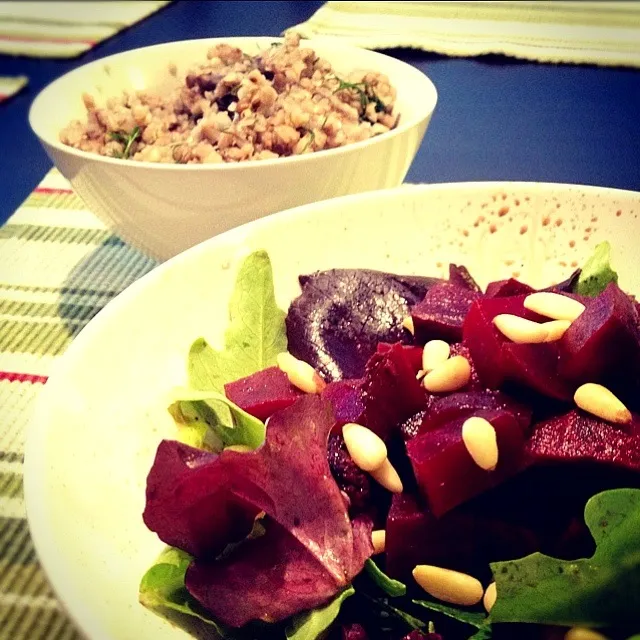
[[29, 37, 437, 261], [24, 183, 640, 640]]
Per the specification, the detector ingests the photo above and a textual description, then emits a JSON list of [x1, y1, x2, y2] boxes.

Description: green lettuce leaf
[[413, 599, 490, 637], [575, 241, 619, 297], [169, 388, 266, 451], [285, 587, 354, 640], [188, 250, 287, 392], [139, 547, 229, 634], [364, 559, 407, 597], [490, 488, 640, 627]]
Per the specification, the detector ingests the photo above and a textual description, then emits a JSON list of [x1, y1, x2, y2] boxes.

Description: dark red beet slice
[[342, 624, 369, 640], [359, 342, 428, 440], [558, 282, 640, 384], [286, 269, 443, 382], [418, 390, 532, 435], [322, 379, 365, 430], [406, 409, 527, 516], [327, 434, 372, 516], [485, 278, 535, 298], [463, 295, 537, 388], [501, 342, 572, 401], [377, 342, 423, 374], [526, 409, 640, 472], [449, 263, 481, 292], [412, 282, 483, 343], [463, 295, 570, 399], [322, 344, 427, 441], [223, 366, 303, 421], [385, 494, 538, 581]]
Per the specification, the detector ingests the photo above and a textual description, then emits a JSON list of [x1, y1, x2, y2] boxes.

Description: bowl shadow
[[56, 235, 158, 339]]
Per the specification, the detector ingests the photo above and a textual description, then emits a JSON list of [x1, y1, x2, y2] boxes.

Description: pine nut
[[371, 529, 386, 555], [225, 444, 252, 453], [483, 582, 497, 612], [542, 319, 572, 342], [574, 383, 632, 424], [423, 355, 471, 393], [342, 423, 387, 472], [493, 314, 549, 344], [565, 628, 609, 640], [462, 416, 499, 471], [412, 565, 484, 606], [422, 339, 451, 372], [524, 292, 585, 322], [402, 316, 415, 335], [276, 352, 326, 394], [370, 457, 403, 494]]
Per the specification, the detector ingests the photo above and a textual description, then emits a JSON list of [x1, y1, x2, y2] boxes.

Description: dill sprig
[[332, 76, 387, 114], [109, 126, 141, 159]]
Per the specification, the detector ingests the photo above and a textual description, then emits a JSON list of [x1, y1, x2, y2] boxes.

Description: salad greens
[[413, 600, 490, 639], [187, 250, 287, 392], [490, 488, 640, 627], [285, 588, 355, 640], [364, 559, 407, 597], [142, 246, 639, 640], [169, 388, 266, 451], [139, 547, 229, 634], [575, 241, 619, 297]]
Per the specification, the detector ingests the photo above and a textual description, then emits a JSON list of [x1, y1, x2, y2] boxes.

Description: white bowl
[[24, 182, 640, 640], [29, 37, 438, 261]]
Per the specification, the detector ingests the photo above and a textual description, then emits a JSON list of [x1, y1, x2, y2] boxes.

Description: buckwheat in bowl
[[29, 36, 437, 260]]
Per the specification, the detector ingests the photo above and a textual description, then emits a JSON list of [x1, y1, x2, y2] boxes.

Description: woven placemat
[[288, 1, 640, 67], [0, 168, 158, 639], [0, 1, 170, 58]]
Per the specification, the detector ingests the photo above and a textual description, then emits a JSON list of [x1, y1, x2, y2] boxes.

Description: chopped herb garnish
[[109, 126, 140, 159], [332, 76, 387, 115]]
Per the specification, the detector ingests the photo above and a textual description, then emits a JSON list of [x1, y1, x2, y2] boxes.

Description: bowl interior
[[30, 37, 436, 153], [24, 183, 640, 640]]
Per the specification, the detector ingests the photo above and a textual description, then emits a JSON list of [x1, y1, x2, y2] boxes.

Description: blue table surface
[[1, 0, 639, 227]]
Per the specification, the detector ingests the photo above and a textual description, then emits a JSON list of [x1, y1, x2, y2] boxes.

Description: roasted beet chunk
[[558, 282, 640, 384], [360, 342, 428, 440], [327, 434, 372, 515], [419, 390, 532, 435], [341, 623, 369, 640], [463, 294, 571, 400], [385, 493, 537, 582], [406, 409, 527, 516], [411, 282, 482, 343], [224, 366, 303, 421], [526, 409, 640, 472], [286, 269, 443, 381], [449, 263, 481, 292], [485, 278, 535, 298]]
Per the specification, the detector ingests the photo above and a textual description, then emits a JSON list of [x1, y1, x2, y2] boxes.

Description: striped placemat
[[0, 1, 170, 58], [0, 168, 158, 639], [288, 1, 640, 67], [0, 75, 27, 103]]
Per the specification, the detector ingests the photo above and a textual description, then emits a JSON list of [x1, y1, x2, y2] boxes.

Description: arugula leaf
[[490, 488, 640, 627], [139, 547, 229, 634], [187, 250, 287, 392], [575, 241, 618, 296], [360, 593, 426, 631], [169, 388, 266, 451], [285, 587, 354, 640], [467, 626, 493, 639], [413, 599, 488, 629], [364, 559, 407, 597]]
